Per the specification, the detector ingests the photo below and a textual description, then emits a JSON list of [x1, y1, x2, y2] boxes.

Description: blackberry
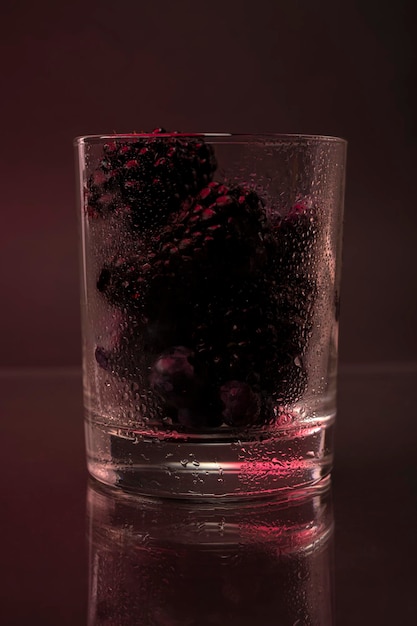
[[96, 253, 188, 352], [143, 184, 282, 384], [273, 201, 319, 281], [96, 182, 271, 315], [189, 279, 280, 389], [153, 182, 271, 283], [96, 253, 151, 312], [102, 186, 313, 406], [86, 130, 217, 231], [268, 200, 320, 378], [274, 278, 317, 355], [95, 185, 321, 426]]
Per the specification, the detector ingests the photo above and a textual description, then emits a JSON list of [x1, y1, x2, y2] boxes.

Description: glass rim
[[74, 132, 347, 147]]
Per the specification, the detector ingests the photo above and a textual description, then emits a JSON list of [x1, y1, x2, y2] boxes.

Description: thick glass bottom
[[85, 413, 334, 499]]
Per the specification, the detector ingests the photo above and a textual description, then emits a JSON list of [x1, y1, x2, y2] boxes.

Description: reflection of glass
[[76, 133, 346, 498], [87, 478, 334, 625]]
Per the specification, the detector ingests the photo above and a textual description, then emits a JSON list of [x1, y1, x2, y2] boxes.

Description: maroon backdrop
[[1, 0, 415, 366]]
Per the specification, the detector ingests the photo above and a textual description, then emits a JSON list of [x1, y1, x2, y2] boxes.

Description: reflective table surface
[[1, 366, 416, 625]]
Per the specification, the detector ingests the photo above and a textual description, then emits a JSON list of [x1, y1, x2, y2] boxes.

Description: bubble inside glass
[[75, 132, 346, 498]]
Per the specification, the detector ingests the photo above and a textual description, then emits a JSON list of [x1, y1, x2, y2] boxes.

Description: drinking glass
[[75, 132, 346, 498]]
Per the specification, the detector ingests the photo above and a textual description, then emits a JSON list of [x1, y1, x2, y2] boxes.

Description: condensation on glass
[[75, 132, 347, 498]]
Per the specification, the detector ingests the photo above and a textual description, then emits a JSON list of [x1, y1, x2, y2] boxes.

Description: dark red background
[[1, 0, 415, 367]]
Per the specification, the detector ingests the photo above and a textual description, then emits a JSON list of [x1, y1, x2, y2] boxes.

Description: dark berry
[[220, 381, 261, 426], [86, 130, 217, 232], [263, 201, 320, 400], [274, 278, 317, 356], [96, 187, 315, 412], [273, 201, 319, 280], [96, 254, 150, 312], [150, 347, 223, 428], [95, 345, 111, 371], [96, 253, 187, 352], [149, 347, 196, 409], [142, 181, 274, 343], [139, 185, 282, 389], [189, 280, 280, 388], [94, 182, 322, 426], [153, 182, 271, 284]]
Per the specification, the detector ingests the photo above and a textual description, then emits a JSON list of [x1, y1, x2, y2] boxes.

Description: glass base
[[85, 416, 334, 500]]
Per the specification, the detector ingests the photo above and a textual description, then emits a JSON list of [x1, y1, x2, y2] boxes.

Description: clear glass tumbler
[[75, 132, 346, 498]]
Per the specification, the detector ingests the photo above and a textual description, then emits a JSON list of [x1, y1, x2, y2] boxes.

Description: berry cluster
[[89, 133, 319, 428], [86, 129, 216, 232]]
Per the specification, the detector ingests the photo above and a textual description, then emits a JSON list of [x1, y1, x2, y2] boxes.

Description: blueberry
[[95, 345, 111, 371], [149, 347, 225, 428], [150, 347, 197, 409], [220, 381, 261, 426]]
